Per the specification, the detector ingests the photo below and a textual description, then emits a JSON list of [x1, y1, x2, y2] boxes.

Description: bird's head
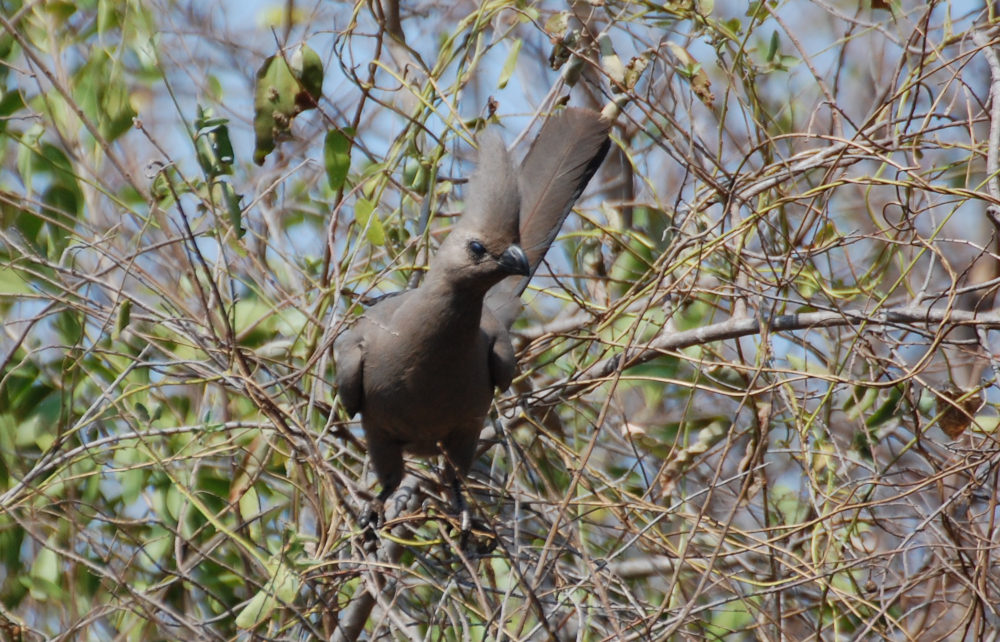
[[429, 129, 527, 293], [431, 226, 529, 293]]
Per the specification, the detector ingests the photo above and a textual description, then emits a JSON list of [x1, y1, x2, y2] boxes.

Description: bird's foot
[[447, 478, 496, 554], [359, 499, 385, 550], [455, 510, 497, 555]]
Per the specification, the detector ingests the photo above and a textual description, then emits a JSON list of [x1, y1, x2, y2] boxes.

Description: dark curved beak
[[497, 244, 530, 276]]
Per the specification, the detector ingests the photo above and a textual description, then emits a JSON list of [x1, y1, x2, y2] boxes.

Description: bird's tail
[[485, 108, 612, 329]]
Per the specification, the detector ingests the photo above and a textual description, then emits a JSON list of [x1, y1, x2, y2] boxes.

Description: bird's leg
[[444, 469, 475, 552], [360, 484, 394, 532], [438, 434, 475, 532], [439, 433, 498, 553], [442, 459, 498, 554], [450, 475, 471, 539], [360, 480, 409, 552], [361, 433, 405, 538]]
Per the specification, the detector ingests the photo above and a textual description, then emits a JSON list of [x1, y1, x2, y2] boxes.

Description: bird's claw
[[456, 511, 497, 555], [360, 499, 385, 549]]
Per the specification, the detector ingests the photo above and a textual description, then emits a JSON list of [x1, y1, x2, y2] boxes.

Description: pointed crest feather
[[457, 130, 520, 241]]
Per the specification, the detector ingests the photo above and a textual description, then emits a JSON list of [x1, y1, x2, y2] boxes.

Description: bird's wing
[[333, 292, 404, 417]]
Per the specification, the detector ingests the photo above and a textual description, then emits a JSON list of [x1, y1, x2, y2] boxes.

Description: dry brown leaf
[[937, 388, 984, 439]]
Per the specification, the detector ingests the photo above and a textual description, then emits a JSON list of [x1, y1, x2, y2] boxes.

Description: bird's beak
[[497, 244, 530, 276]]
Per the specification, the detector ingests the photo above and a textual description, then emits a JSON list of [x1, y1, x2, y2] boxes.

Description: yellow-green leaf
[[499, 39, 522, 89], [354, 198, 385, 245], [235, 562, 300, 629]]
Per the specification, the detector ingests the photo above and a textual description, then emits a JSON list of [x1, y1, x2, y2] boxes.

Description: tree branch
[[529, 306, 1000, 406]]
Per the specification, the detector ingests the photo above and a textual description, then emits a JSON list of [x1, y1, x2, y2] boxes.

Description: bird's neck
[[420, 269, 487, 329]]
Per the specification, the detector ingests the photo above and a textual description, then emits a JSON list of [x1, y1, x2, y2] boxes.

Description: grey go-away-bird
[[334, 108, 611, 522]]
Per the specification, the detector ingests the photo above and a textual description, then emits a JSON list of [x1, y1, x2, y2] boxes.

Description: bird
[[334, 108, 611, 526]]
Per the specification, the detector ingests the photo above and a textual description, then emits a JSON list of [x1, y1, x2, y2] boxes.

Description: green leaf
[[775, 54, 799, 71], [30, 545, 59, 587], [844, 385, 877, 420], [289, 44, 324, 108], [354, 197, 385, 245], [0, 516, 24, 572], [323, 128, 352, 190], [44, 1, 76, 22], [253, 44, 324, 165], [14, 141, 84, 258], [721, 18, 743, 40], [1, 198, 42, 248], [143, 526, 173, 564], [745, 1, 767, 20], [239, 485, 263, 542], [766, 30, 779, 62], [665, 42, 714, 106], [498, 39, 522, 89], [98, 0, 120, 35], [195, 108, 234, 177], [205, 74, 224, 103], [253, 55, 297, 164], [0, 88, 25, 129], [150, 165, 181, 205], [235, 561, 300, 629], [0, 264, 31, 295], [211, 127, 234, 165], [212, 180, 243, 237], [43, 184, 79, 223], [55, 309, 84, 345], [165, 485, 184, 522], [116, 299, 132, 335], [544, 12, 569, 36], [0, 27, 14, 61], [120, 468, 145, 506], [71, 50, 136, 142], [866, 384, 904, 428]]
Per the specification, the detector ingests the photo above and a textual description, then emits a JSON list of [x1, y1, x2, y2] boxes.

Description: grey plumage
[[486, 109, 613, 328], [334, 108, 611, 510]]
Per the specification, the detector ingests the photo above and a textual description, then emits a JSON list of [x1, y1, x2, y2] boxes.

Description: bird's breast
[[361, 302, 494, 445]]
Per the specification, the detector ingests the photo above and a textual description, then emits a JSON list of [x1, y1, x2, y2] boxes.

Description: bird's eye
[[469, 240, 486, 257]]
